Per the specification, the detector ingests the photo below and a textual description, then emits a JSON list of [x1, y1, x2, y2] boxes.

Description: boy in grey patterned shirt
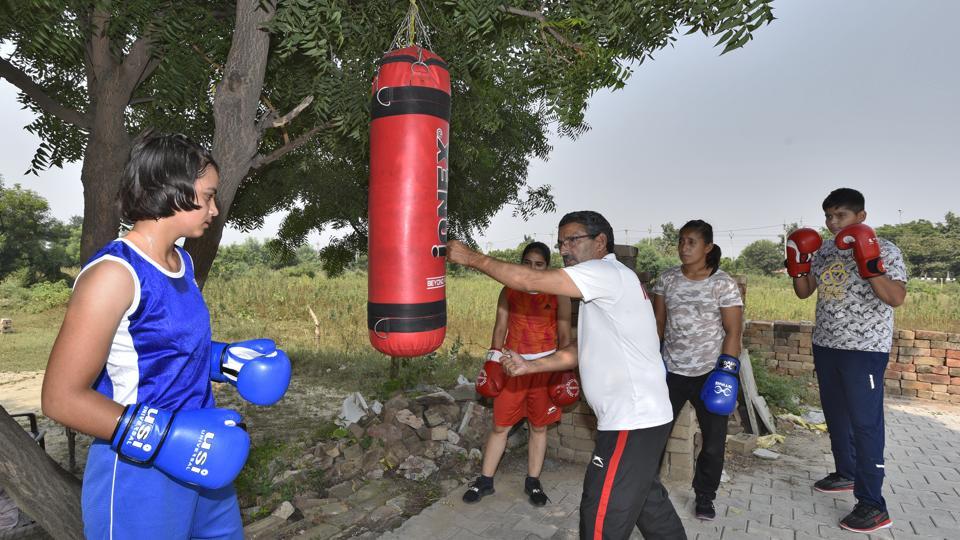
[[791, 188, 907, 534]]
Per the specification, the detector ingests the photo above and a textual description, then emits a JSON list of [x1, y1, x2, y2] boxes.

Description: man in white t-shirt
[[447, 211, 685, 540]]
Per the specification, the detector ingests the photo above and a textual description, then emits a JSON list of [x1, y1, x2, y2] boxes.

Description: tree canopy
[[0, 177, 79, 283], [877, 214, 960, 279], [1, 0, 776, 282]]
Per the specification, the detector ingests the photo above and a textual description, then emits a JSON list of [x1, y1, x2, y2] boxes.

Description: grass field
[[3, 271, 960, 392]]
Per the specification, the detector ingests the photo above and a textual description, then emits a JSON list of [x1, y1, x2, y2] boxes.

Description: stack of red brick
[[743, 321, 960, 404]]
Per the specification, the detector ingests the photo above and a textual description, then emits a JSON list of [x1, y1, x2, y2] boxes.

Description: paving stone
[[745, 519, 794, 539], [375, 398, 960, 540]]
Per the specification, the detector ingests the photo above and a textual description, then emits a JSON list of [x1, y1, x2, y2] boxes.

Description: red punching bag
[[367, 46, 450, 357]]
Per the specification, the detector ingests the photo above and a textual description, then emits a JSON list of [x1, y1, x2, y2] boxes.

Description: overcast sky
[[2, 0, 958, 256]]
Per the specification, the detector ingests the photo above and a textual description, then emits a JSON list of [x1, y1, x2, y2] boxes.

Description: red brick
[[946, 350, 960, 360], [931, 349, 947, 358], [901, 372, 917, 381], [917, 373, 951, 385], [950, 368, 960, 377], [899, 330, 915, 340], [931, 384, 948, 393], [902, 388, 919, 397], [931, 392, 951, 401], [948, 385, 960, 395], [952, 377, 960, 386], [913, 339, 932, 348], [916, 330, 949, 341], [914, 356, 944, 366], [888, 363, 915, 372], [918, 390, 934, 399], [884, 371, 901, 380], [916, 365, 933, 374], [932, 366, 949, 375], [901, 380, 932, 390]]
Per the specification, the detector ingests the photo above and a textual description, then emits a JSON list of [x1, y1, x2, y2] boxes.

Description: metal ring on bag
[[376, 87, 392, 107], [373, 318, 389, 339], [411, 60, 429, 74]]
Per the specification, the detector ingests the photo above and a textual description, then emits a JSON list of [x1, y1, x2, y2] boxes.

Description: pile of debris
[[243, 381, 501, 539]]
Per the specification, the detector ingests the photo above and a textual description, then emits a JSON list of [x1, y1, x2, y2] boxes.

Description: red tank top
[[504, 288, 559, 354]]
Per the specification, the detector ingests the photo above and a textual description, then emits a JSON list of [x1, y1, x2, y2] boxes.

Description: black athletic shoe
[[840, 503, 892, 533], [462, 477, 494, 504], [814, 472, 855, 493], [524, 477, 549, 507], [695, 495, 716, 520]]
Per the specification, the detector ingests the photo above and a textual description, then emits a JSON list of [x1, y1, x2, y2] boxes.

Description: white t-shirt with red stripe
[[562, 254, 673, 431]]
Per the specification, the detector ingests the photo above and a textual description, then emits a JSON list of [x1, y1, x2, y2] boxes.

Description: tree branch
[[250, 122, 332, 170], [88, 7, 113, 80], [128, 96, 156, 106], [258, 95, 314, 133], [500, 5, 583, 53], [121, 34, 159, 95], [0, 58, 92, 130]]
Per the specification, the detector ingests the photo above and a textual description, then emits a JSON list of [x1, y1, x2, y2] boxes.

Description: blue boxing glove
[[210, 339, 291, 406], [700, 354, 741, 416], [110, 404, 250, 490]]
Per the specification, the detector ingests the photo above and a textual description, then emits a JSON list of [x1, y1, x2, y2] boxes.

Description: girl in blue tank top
[[43, 132, 252, 539]]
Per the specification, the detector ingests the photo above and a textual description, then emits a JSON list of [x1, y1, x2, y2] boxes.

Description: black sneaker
[[840, 503, 892, 533], [524, 477, 549, 507], [462, 477, 494, 504], [695, 495, 716, 520], [814, 472, 854, 493]]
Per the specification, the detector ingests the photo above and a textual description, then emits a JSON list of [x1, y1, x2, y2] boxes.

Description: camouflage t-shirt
[[811, 238, 907, 352], [652, 267, 744, 376]]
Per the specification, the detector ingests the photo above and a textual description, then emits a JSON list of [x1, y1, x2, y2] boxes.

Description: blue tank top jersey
[[79, 239, 214, 412]]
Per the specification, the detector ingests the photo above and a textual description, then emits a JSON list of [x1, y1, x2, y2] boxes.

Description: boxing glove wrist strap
[[110, 403, 175, 465]]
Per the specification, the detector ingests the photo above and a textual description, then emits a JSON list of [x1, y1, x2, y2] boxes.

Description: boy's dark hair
[[559, 211, 615, 254], [119, 132, 219, 223], [521, 241, 551, 265], [822, 188, 865, 213], [680, 219, 722, 276]]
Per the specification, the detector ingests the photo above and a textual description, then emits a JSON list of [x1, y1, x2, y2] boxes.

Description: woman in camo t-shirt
[[652, 219, 743, 521]]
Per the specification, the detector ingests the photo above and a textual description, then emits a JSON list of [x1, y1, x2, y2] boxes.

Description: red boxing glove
[[548, 370, 580, 407], [476, 349, 505, 398], [785, 228, 822, 278], [835, 223, 885, 279]]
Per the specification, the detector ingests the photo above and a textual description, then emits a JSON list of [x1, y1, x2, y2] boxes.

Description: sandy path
[[0, 371, 44, 413]]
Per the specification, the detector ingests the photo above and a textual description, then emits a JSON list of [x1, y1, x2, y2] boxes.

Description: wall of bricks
[[744, 321, 960, 404]]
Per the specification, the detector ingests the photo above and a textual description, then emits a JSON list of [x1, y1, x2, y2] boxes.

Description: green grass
[[740, 274, 960, 332], [4, 271, 960, 378], [0, 308, 65, 371]]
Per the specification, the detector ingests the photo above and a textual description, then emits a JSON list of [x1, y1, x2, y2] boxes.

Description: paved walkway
[[379, 398, 960, 539]]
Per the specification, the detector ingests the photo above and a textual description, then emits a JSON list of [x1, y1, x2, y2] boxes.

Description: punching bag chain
[[390, 0, 434, 52]]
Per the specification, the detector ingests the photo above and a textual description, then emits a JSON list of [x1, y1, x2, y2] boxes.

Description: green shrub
[[752, 361, 817, 415]]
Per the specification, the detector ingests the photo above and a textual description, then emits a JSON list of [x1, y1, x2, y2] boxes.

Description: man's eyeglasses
[[555, 234, 597, 250]]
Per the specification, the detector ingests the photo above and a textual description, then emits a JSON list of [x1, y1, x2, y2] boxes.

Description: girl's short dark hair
[[118, 132, 218, 223], [521, 241, 551, 265], [680, 219, 722, 275]]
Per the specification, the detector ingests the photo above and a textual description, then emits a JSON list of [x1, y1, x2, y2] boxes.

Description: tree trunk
[[0, 407, 82, 540], [186, 0, 276, 288], [78, 110, 130, 263]]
